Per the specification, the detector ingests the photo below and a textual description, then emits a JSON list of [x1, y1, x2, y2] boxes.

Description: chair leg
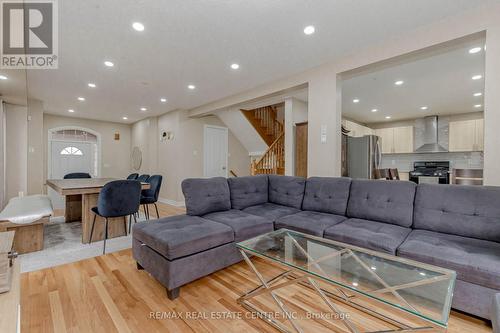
[[128, 215, 132, 234], [90, 214, 97, 243], [145, 204, 150, 220], [154, 203, 160, 219], [133, 213, 137, 225], [103, 218, 109, 255], [123, 217, 127, 236]]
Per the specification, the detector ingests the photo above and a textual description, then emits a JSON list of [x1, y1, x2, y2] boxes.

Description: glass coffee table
[[237, 229, 456, 333]]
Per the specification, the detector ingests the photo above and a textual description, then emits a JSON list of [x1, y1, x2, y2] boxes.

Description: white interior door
[[204, 125, 228, 178], [49, 141, 93, 209]]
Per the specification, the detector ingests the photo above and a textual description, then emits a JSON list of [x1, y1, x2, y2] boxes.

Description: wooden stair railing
[[251, 132, 285, 175], [241, 104, 284, 146]]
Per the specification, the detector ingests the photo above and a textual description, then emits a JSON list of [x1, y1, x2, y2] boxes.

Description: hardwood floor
[[20, 203, 493, 333]]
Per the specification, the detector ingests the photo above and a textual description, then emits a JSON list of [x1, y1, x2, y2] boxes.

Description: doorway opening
[[204, 125, 228, 178], [48, 127, 101, 209]]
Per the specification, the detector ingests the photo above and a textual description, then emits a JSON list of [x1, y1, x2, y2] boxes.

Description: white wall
[[131, 110, 250, 205], [4, 104, 28, 201], [43, 114, 132, 184], [215, 108, 267, 155], [0, 101, 5, 207], [284, 97, 308, 175], [27, 99, 44, 195]]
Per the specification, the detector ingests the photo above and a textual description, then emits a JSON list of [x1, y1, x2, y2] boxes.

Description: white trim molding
[[158, 197, 185, 207]]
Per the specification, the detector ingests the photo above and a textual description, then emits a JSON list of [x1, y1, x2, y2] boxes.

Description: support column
[[484, 25, 500, 185], [284, 97, 308, 176], [307, 68, 342, 177]]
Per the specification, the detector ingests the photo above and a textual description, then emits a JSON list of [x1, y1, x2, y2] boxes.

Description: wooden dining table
[[46, 178, 150, 244]]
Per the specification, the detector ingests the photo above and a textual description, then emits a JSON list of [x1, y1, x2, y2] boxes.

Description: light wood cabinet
[[393, 127, 414, 153], [448, 119, 484, 152], [375, 128, 394, 154], [344, 120, 373, 137], [375, 126, 414, 154]]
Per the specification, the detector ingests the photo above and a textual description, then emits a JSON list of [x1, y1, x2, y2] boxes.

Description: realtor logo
[[1, 0, 58, 69]]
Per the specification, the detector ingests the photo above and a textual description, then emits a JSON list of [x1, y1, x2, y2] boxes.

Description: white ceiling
[[342, 36, 486, 124], [0, 0, 496, 123]]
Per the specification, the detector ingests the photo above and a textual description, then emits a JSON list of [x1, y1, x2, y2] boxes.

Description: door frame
[[47, 126, 102, 179], [203, 124, 228, 178]]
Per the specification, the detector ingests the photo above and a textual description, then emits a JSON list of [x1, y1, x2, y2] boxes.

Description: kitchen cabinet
[[344, 120, 373, 137], [448, 119, 484, 152], [375, 126, 414, 154]]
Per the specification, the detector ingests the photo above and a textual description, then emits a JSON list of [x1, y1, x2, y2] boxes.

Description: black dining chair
[[90, 180, 141, 254], [137, 174, 150, 182], [140, 175, 163, 220], [127, 173, 139, 180], [64, 172, 91, 179]]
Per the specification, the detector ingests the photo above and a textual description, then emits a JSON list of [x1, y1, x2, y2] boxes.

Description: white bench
[[0, 195, 53, 254]]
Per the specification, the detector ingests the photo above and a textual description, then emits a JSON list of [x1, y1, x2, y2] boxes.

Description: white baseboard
[[158, 197, 185, 207]]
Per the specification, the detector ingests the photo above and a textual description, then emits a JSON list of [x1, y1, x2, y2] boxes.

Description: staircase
[[241, 104, 285, 175]]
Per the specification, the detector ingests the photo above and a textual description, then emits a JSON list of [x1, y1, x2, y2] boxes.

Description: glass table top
[[237, 229, 456, 326]]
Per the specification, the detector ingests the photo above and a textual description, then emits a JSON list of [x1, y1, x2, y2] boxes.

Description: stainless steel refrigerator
[[345, 135, 381, 179]]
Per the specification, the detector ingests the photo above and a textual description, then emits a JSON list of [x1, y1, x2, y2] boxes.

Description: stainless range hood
[[414, 116, 448, 153]]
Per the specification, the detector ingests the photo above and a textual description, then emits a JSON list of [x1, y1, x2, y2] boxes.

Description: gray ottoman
[[493, 294, 500, 333], [132, 215, 240, 299]]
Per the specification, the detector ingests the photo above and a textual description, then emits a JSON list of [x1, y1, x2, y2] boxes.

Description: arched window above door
[[60, 146, 83, 156]]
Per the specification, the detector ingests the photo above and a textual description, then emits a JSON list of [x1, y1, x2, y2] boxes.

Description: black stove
[[409, 161, 450, 184]]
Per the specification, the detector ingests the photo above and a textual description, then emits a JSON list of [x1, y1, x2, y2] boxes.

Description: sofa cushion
[[493, 294, 500, 333], [324, 218, 412, 255], [227, 175, 268, 210], [182, 177, 231, 216], [397, 230, 500, 290], [268, 175, 306, 209], [414, 184, 500, 242], [275, 211, 347, 237], [302, 177, 351, 215], [203, 209, 274, 242], [132, 215, 234, 260], [347, 179, 416, 227], [243, 203, 300, 222]]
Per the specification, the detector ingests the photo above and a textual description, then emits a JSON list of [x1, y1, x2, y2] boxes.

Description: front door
[[204, 125, 228, 178], [49, 141, 93, 209]]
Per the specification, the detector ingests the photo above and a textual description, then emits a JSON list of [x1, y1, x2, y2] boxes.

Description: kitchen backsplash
[[380, 152, 483, 172]]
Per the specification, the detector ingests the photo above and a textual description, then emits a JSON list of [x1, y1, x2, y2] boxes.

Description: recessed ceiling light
[[187, 84, 196, 90], [303, 25, 315, 35], [140, 107, 147, 111], [353, 99, 360, 103], [160, 98, 167, 103], [385, 116, 392, 119], [68, 109, 75, 113], [122, 116, 128, 120], [77, 97, 85, 101], [104, 61, 114, 67], [473, 92, 483, 97], [474, 104, 483, 108], [371, 109, 378, 113], [0, 75, 7, 80], [230, 63, 240, 70], [352, 282, 359, 287], [420, 106, 428, 110], [394, 80, 404, 86], [132, 22, 145, 32], [371, 266, 377, 270], [469, 47, 482, 54], [88, 83, 96, 88], [472, 75, 483, 80]]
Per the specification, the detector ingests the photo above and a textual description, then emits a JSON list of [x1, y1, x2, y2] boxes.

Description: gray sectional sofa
[[132, 174, 500, 320]]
